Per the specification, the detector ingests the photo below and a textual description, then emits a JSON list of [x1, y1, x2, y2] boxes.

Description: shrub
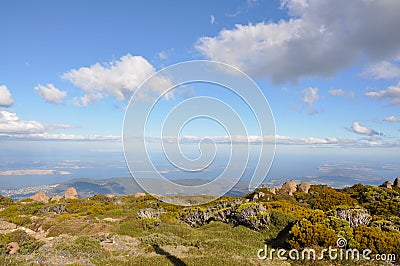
[[307, 186, 357, 211], [0, 230, 43, 255], [287, 218, 337, 250], [55, 235, 102, 258]]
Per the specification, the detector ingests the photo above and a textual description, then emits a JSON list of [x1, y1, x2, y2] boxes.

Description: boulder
[[134, 192, 146, 198], [7, 242, 19, 254], [137, 208, 159, 219], [50, 195, 62, 202], [258, 191, 265, 198], [106, 194, 116, 199], [394, 177, 400, 188], [298, 182, 311, 193], [30, 192, 49, 203], [281, 180, 297, 196], [268, 187, 278, 195], [381, 181, 393, 189], [64, 187, 78, 199]]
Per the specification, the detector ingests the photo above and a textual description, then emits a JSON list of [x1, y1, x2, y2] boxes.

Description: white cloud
[[351, 121, 380, 136], [0, 85, 14, 107], [210, 15, 216, 24], [365, 82, 400, 106], [0, 169, 71, 176], [63, 54, 158, 106], [158, 51, 168, 60], [362, 61, 400, 80], [384, 116, 400, 123], [0, 110, 119, 141], [328, 89, 344, 96], [148, 134, 397, 147], [303, 87, 319, 114], [34, 84, 67, 104], [196, 0, 400, 83], [328, 88, 355, 98]]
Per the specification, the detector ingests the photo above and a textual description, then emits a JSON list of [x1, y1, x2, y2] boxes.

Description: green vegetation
[[0, 182, 398, 265]]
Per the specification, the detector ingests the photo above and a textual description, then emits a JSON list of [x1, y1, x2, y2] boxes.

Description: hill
[[0, 178, 399, 265]]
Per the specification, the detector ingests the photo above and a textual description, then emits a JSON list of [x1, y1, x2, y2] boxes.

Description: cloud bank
[[0, 169, 71, 176], [0, 111, 119, 141]]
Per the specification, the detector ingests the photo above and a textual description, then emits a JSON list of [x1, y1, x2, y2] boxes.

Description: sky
[[1, 0, 400, 190]]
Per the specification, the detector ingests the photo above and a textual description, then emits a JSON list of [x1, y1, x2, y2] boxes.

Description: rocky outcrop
[[381, 181, 393, 189], [180, 200, 269, 230], [267, 187, 278, 195], [134, 192, 146, 198], [64, 187, 78, 199], [137, 208, 160, 219], [30, 192, 49, 203], [50, 195, 62, 202], [40, 204, 66, 214], [298, 182, 311, 193], [0, 221, 17, 231], [7, 242, 19, 254], [281, 180, 297, 196], [394, 177, 400, 188], [334, 207, 371, 227]]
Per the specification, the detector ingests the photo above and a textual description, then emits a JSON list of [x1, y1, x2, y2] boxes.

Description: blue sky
[[1, 0, 400, 189]]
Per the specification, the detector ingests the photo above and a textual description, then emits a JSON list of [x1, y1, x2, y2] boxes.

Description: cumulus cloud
[[350, 121, 380, 136], [0, 85, 14, 107], [362, 61, 400, 80], [63, 54, 173, 106], [365, 82, 400, 105], [196, 0, 400, 83], [384, 116, 400, 123], [34, 84, 67, 104], [303, 87, 319, 114]]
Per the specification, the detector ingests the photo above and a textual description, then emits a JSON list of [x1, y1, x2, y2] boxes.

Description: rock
[[267, 187, 278, 195], [106, 194, 115, 199], [381, 181, 393, 189], [252, 194, 259, 200], [103, 217, 121, 223], [298, 182, 311, 193], [394, 177, 400, 188], [134, 192, 146, 198], [30, 192, 49, 203], [334, 207, 371, 227], [281, 180, 297, 196], [0, 221, 17, 231], [50, 195, 62, 202], [258, 191, 265, 198], [137, 208, 159, 219], [64, 187, 78, 199], [180, 201, 269, 230], [7, 242, 19, 254]]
